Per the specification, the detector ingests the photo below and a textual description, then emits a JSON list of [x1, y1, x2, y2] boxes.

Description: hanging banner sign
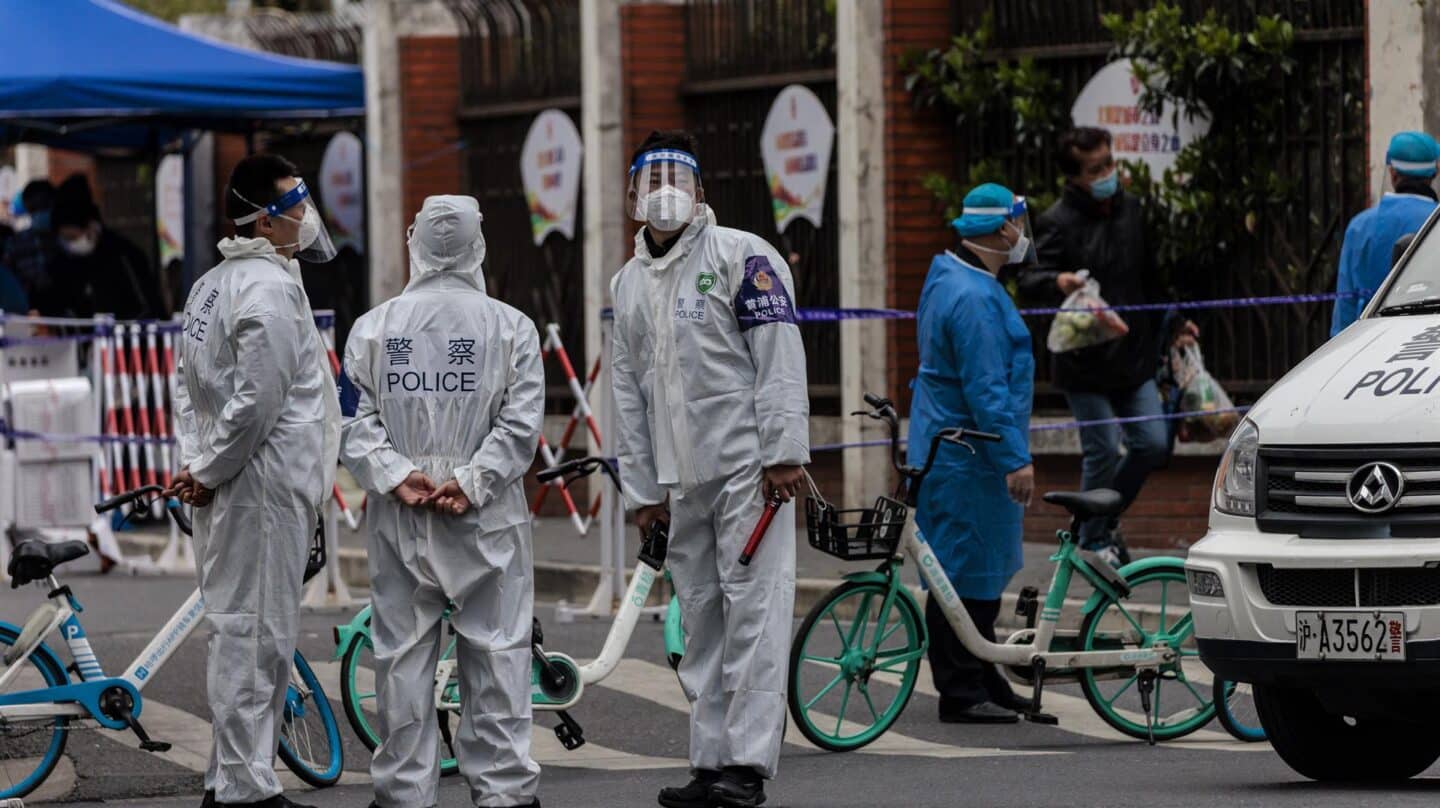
[[760, 84, 835, 233], [320, 131, 365, 255], [155, 155, 185, 266], [1071, 58, 1208, 177], [520, 109, 583, 246]]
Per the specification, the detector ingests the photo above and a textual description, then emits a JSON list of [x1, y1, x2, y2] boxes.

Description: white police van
[[1188, 216, 1440, 781]]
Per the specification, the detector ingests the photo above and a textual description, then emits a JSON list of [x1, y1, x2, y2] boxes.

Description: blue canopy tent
[[0, 0, 364, 288], [0, 0, 363, 149]]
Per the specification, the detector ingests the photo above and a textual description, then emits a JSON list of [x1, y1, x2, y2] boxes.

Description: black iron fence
[[244, 8, 364, 64], [448, 0, 585, 415], [949, 0, 1366, 397], [684, 0, 841, 413]]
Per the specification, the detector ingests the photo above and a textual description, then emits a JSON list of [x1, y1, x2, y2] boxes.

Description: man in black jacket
[[1020, 127, 1193, 565]]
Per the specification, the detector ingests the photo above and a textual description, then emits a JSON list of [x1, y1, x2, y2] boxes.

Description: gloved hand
[[634, 503, 670, 531], [392, 470, 436, 507], [763, 464, 805, 502], [425, 479, 472, 516], [164, 467, 214, 507]]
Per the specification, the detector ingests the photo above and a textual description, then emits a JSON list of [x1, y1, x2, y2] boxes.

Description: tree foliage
[[904, 4, 1300, 288]]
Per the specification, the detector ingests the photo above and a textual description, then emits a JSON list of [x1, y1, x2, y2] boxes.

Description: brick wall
[[883, 0, 955, 411], [400, 35, 464, 275], [1027, 454, 1216, 550], [621, 3, 687, 243]]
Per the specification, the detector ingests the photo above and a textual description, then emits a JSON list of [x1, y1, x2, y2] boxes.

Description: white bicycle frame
[[903, 522, 1176, 670], [434, 558, 665, 714], [0, 574, 207, 722]]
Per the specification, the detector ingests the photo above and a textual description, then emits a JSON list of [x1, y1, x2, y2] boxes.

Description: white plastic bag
[[1170, 343, 1239, 442], [1045, 271, 1130, 354]]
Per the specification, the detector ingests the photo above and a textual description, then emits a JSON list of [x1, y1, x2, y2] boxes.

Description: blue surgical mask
[[1089, 169, 1119, 201]]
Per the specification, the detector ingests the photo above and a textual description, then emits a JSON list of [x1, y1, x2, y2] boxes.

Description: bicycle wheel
[[0, 626, 70, 800], [1214, 679, 1266, 742], [340, 624, 462, 777], [1078, 566, 1216, 741], [277, 651, 343, 787], [787, 580, 924, 752]]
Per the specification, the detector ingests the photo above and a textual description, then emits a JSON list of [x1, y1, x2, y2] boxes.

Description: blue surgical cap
[[1387, 131, 1439, 177], [952, 182, 1022, 237]]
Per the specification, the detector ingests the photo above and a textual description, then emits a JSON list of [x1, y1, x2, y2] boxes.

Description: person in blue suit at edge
[[908, 182, 1036, 724], [1331, 130, 1439, 336]]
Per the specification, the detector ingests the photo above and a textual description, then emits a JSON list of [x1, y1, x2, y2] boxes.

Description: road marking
[[606, 659, 1060, 760], [314, 659, 686, 772], [872, 658, 1259, 750]]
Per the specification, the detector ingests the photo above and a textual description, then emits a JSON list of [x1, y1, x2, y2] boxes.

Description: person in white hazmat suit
[[611, 130, 810, 808], [340, 195, 544, 808], [167, 153, 341, 808]]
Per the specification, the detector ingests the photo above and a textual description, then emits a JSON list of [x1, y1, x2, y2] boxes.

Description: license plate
[[1295, 611, 1406, 661]]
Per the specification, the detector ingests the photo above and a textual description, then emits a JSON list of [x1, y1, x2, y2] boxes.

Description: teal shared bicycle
[[0, 485, 343, 801], [333, 456, 687, 776], [787, 394, 1220, 751]]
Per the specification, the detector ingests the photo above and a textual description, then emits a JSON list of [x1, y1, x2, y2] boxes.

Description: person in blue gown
[[908, 182, 1036, 724]]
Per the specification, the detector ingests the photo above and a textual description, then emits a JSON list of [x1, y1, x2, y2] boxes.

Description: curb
[[113, 535, 1169, 630]]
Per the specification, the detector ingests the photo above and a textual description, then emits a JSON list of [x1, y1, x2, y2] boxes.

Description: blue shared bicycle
[[0, 485, 343, 800]]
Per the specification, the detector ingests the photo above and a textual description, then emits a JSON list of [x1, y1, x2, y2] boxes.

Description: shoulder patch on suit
[[733, 255, 796, 332]]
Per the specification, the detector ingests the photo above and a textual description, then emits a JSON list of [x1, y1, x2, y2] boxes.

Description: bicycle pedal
[[554, 710, 585, 751], [1023, 711, 1059, 726], [140, 740, 172, 753]]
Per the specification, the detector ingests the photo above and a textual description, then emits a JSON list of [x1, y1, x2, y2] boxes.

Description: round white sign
[[760, 85, 835, 233], [319, 131, 365, 254], [155, 155, 185, 265], [520, 109, 583, 246], [1071, 59, 1208, 177]]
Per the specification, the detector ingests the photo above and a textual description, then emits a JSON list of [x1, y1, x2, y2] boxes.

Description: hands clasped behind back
[[391, 470, 474, 515]]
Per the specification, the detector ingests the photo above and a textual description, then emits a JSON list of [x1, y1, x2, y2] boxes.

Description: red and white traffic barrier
[[532, 324, 605, 535]]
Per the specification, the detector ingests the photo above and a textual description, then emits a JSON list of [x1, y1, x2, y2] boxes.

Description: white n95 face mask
[[641, 186, 695, 232]]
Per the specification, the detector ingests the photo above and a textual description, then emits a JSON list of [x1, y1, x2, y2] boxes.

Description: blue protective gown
[[1331, 192, 1437, 336], [908, 251, 1034, 600]]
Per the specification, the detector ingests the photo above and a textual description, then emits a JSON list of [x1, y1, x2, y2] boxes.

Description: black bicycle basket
[[805, 496, 907, 561]]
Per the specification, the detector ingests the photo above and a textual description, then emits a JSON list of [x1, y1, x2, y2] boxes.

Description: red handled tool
[[738, 494, 785, 566]]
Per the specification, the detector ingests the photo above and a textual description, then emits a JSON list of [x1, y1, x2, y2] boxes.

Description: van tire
[[1254, 684, 1440, 781]]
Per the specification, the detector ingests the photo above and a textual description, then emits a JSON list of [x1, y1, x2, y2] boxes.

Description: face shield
[[960, 195, 1033, 266], [231, 177, 338, 263], [406, 195, 487, 292], [626, 149, 703, 231]]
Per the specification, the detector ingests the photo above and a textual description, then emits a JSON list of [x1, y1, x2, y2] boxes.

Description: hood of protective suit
[[631, 204, 715, 271], [217, 235, 303, 280], [405, 195, 488, 294]]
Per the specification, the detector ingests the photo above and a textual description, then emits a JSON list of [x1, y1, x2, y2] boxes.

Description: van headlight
[[1213, 419, 1259, 516]]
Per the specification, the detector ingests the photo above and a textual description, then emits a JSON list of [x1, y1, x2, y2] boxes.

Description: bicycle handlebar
[[854, 392, 1007, 498], [95, 484, 193, 536], [95, 485, 166, 514], [536, 456, 621, 492]]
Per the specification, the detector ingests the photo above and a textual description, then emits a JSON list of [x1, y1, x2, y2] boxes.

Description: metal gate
[[684, 0, 841, 414], [949, 0, 1366, 397], [449, 0, 584, 414]]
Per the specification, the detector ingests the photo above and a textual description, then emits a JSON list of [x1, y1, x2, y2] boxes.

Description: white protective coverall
[[173, 236, 341, 803], [610, 205, 810, 778], [340, 196, 544, 808]]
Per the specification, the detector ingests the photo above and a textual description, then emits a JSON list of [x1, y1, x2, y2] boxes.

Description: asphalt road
[[6, 572, 1440, 808]]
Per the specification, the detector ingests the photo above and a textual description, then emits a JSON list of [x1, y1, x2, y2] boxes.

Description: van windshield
[[1376, 213, 1440, 314]]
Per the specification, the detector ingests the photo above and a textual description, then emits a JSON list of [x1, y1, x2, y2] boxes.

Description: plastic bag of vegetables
[[1170, 344, 1240, 442], [1045, 271, 1129, 354]]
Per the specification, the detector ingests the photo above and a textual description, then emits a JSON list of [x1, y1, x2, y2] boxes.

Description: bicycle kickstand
[[1136, 669, 1158, 746], [1022, 658, 1059, 726]]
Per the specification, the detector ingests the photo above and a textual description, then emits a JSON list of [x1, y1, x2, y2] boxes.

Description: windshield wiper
[[1377, 296, 1440, 316]]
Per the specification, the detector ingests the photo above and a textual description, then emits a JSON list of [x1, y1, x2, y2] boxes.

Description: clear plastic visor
[[626, 151, 702, 222], [232, 177, 338, 263]]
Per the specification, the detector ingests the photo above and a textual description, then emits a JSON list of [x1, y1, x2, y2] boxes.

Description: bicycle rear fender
[[0, 620, 69, 687], [1080, 556, 1187, 616], [332, 606, 372, 661]]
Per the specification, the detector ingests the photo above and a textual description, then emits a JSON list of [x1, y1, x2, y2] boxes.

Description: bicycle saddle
[[8, 536, 90, 588], [1042, 489, 1123, 519]]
